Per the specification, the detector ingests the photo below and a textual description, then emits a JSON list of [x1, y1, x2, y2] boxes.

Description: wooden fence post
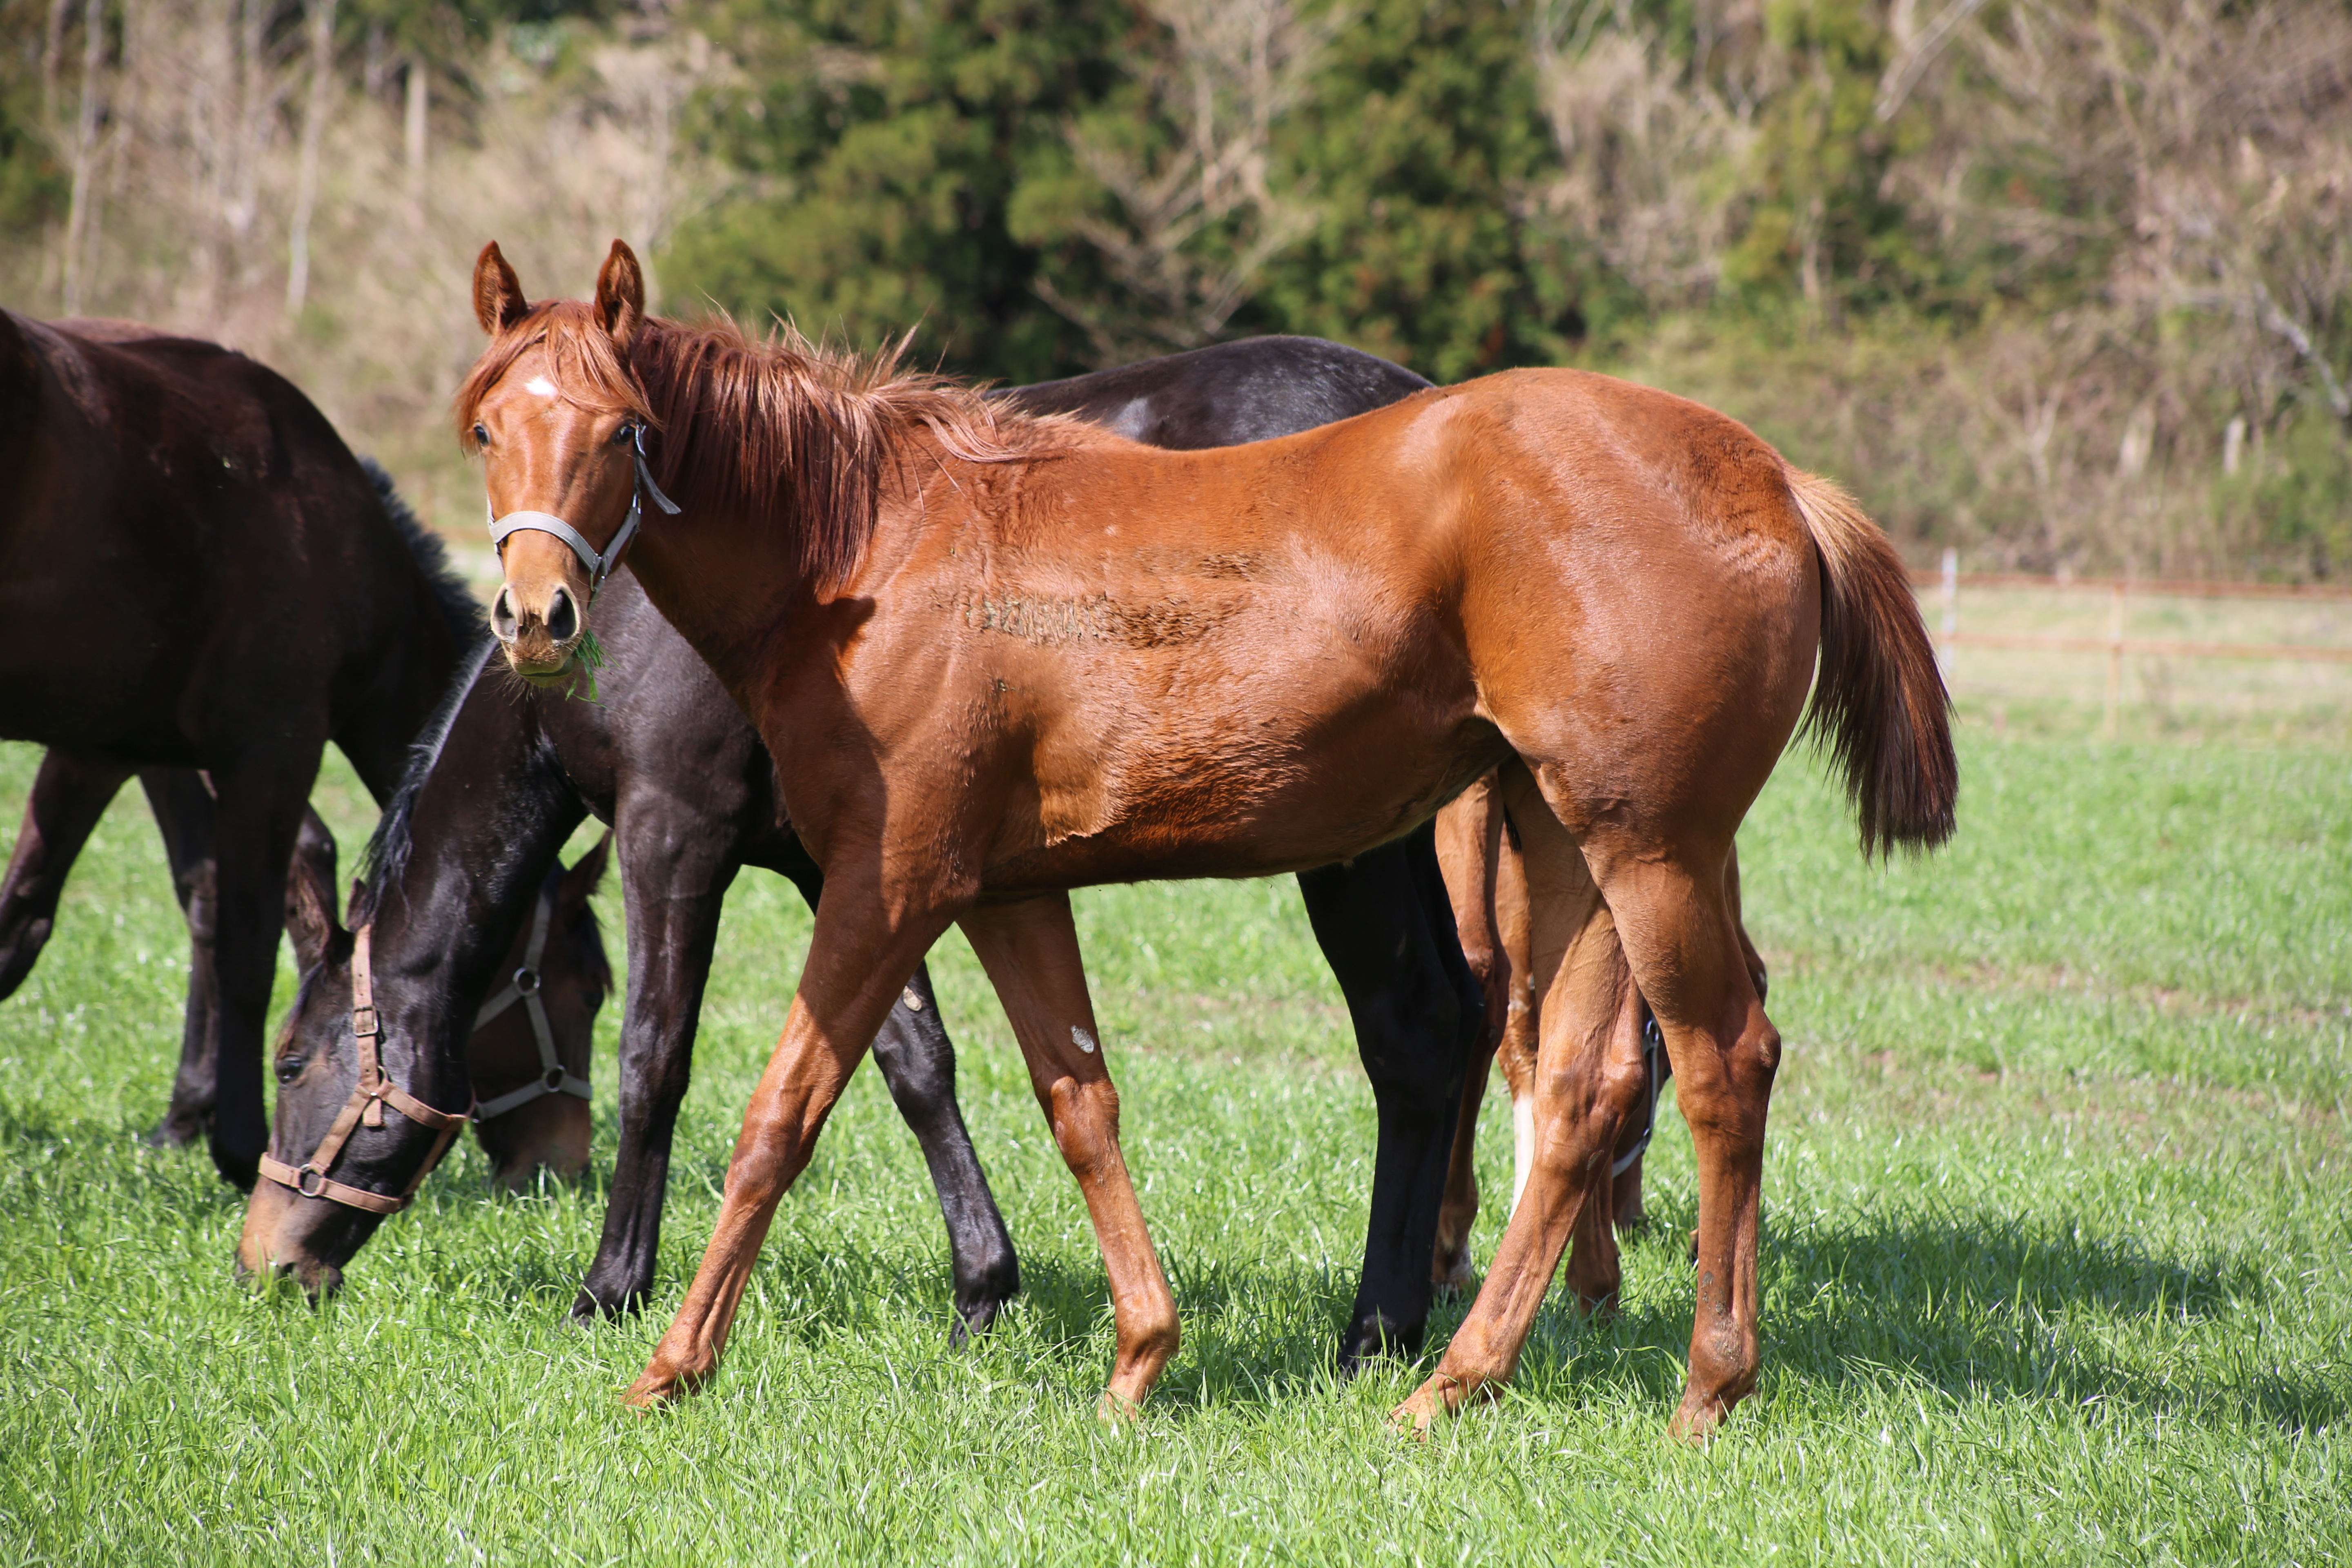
[[2104, 581, 2126, 740], [1940, 547, 1958, 673]]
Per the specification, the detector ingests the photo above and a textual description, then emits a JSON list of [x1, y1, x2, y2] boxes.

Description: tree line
[[2, 0, 2346, 575]]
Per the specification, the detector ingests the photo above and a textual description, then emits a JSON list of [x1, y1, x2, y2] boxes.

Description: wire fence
[[1908, 553, 2352, 739]]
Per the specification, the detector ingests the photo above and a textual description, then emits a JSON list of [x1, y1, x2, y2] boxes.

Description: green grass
[[0, 734, 2345, 1564]]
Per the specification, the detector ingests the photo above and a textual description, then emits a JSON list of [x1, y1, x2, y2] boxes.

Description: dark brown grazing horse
[[0, 316, 480, 1187], [241, 336, 1521, 1362], [0, 757, 610, 1189], [457, 242, 1953, 1438]]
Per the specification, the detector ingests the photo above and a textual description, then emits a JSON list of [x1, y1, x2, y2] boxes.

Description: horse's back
[[1004, 337, 1431, 450], [0, 312, 460, 764]]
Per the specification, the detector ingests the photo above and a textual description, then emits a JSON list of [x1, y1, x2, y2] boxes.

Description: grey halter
[[488, 422, 679, 591], [470, 885, 592, 1119]]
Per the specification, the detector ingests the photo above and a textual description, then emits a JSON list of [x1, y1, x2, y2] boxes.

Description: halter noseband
[[469, 884, 593, 1119], [488, 422, 679, 592], [257, 926, 474, 1216]]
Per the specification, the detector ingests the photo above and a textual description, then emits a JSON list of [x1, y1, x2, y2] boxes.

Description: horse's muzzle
[[492, 582, 583, 684]]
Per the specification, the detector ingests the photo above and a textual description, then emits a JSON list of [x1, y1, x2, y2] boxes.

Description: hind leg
[[1394, 765, 1651, 1429], [1300, 822, 1478, 1367], [1578, 824, 1775, 1439], [0, 751, 131, 1000], [1430, 778, 1505, 1296]]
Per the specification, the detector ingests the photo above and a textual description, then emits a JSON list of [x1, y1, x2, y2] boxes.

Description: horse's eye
[[611, 421, 636, 446], [473, 423, 490, 449], [274, 1054, 305, 1087]]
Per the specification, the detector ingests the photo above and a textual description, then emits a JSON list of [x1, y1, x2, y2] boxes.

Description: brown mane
[[457, 303, 1030, 589]]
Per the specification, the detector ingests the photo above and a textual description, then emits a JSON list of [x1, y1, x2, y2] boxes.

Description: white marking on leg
[[1511, 1095, 1535, 1215], [1071, 1025, 1097, 1054]]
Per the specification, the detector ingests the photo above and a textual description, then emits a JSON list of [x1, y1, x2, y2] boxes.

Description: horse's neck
[[626, 500, 821, 699], [374, 676, 580, 1052]]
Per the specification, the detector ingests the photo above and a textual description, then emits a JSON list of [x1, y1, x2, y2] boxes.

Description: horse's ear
[[285, 845, 346, 974], [593, 240, 645, 347], [474, 242, 530, 336], [558, 831, 613, 911]]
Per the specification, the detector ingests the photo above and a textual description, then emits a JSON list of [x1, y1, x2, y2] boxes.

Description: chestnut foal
[[459, 243, 1951, 1438]]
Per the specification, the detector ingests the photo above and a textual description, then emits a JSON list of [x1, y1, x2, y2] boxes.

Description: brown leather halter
[[256, 925, 474, 1215]]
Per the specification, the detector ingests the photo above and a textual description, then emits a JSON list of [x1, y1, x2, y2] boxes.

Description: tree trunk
[[60, 0, 104, 315], [284, 0, 336, 314]]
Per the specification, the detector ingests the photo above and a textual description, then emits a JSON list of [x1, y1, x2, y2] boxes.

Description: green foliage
[[662, 0, 1576, 380], [662, 0, 1129, 380], [2222, 408, 2352, 579], [1236, 0, 1573, 379]]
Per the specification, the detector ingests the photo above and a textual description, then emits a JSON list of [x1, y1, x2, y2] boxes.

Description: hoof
[[1336, 1311, 1424, 1375], [1388, 1379, 1452, 1440], [147, 1109, 209, 1149], [1667, 1395, 1727, 1445], [947, 1292, 1009, 1350], [568, 1284, 642, 1326], [1095, 1388, 1143, 1426], [622, 1372, 686, 1410], [0, 917, 53, 998], [1430, 1250, 1477, 1301]]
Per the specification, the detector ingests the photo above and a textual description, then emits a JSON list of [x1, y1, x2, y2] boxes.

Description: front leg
[[573, 849, 736, 1324], [869, 959, 1022, 1343], [201, 751, 319, 1189], [0, 750, 131, 1000], [627, 889, 959, 1405], [959, 893, 1178, 1415]]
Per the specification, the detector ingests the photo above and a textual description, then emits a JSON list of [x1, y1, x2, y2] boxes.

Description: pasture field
[[0, 731, 2344, 1564]]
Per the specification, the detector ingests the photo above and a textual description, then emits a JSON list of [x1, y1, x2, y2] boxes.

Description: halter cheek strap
[[470, 886, 593, 1119], [1610, 1011, 1666, 1180], [488, 424, 680, 592], [256, 926, 474, 1216]]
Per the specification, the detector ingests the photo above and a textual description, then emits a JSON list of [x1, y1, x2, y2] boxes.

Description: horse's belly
[[996, 674, 1501, 887]]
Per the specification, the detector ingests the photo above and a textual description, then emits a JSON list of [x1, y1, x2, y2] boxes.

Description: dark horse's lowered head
[[0, 313, 482, 1187]]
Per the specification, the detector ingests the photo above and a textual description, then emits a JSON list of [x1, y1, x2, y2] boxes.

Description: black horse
[[244, 337, 1483, 1365], [0, 316, 480, 1187]]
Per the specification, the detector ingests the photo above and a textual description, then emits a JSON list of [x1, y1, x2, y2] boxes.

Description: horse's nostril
[[491, 585, 520, 642], [547, 586, 579, 643]]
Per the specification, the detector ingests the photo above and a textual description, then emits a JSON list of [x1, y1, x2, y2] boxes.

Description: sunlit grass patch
[[0, 732, 2344, 1564]]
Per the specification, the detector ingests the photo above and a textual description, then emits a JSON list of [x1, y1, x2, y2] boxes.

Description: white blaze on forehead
[[523, 375, 560, 398]]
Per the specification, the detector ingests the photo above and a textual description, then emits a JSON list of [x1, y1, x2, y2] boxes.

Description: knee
[[872, 1011, 956, 1116], [1046, 1077, 1121, 1173], [1357, 997, 1470, 1107], [1733, 1014, 1780, 1092]]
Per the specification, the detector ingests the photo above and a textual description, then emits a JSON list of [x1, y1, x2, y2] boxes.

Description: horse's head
[[237, 839, 612, 1294], [467, 834, 612, 1192], [463, 239, 664, 686]]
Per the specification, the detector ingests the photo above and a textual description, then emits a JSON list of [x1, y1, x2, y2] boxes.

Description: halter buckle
[[296, 1165, 329, 1199], [351, 1005, 379, 1039]]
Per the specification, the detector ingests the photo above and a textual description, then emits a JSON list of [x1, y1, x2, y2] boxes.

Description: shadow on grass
[[1502, 1195, 2341, 1433]]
